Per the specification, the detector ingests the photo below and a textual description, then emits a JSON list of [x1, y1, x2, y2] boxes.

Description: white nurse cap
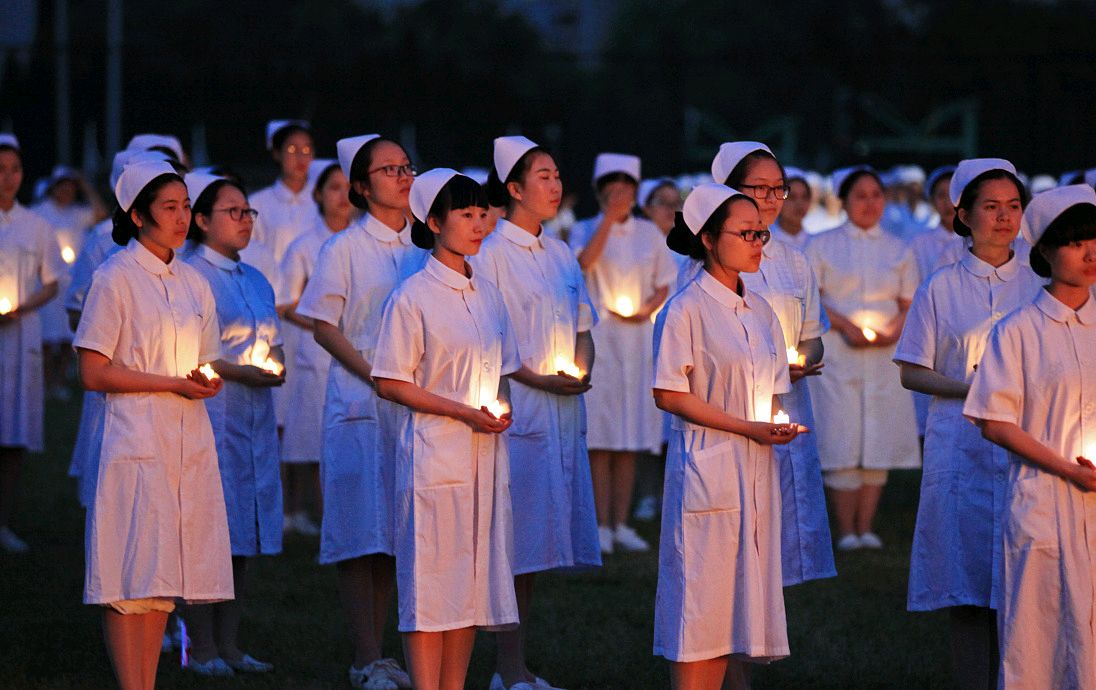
[[683, 183, 738, 235], [126, 133, 184, 161], [461, 167, 489, 186], [711, 141, 771, 186], [183, 172, 226, 204], [924, 165, 956, 197], [336, 134, 381, 179], [1084, 168, 1096, 189], [410, 168, 461, 223], [949, 158, 1017, 206], [1021, 184, 1096, 246], [896, 165, 926, 185], [114, 158, 178, 211], [265, 119, 311, 150], [638, 177, 676, 207], [783, 166, 808, 184], [830, 165, 875, 198], [307, 158, 339, 195], [593, 153, 641, 185], [110, 149, 170, 189], [493, 136, 539, 182], [0, 133, 19, 150]]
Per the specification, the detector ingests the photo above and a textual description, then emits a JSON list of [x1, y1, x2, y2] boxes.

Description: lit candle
[[786, 347, 806, 366], [484, 399, 509, 419], [258, 358, 284, 376], [0, 297, 12, 315], [61, 245, 76, 264], [861, 327, 878, 342], [613, 295, 636, 318], [1086, 442, 1096, 461], [773, 409, 791, 425], [198, 363, 219, 380], [553, 354, 584, 379]]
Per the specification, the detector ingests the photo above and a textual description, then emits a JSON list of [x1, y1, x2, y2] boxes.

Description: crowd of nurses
[[8, 118, 1096, 690]]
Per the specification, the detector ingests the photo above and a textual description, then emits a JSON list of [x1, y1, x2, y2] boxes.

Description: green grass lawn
[[1, 395, 953, 689]]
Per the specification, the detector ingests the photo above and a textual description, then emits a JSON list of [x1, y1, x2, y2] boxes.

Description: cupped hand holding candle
[[553, 354, 585, 380], [198, 363, 219, 381], [786, 347, 806, 367], [613, 295, 636, 318], [484, 398, 510, 419], [861, 327, 878, 343], [0, 297, 13, 316], [773, 409, 791, 425]]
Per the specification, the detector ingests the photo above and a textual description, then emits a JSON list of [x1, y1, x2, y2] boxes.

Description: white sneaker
[[835, 533, 861, 551], [598, 525, 614, 555], [294, 512, 321, 537], [489, 673, 540, 690], [349, 664, 369, 689], [0, 526, 29, 553], [185, 657, 234, 677], [633, 495, 658, 521], [858, 532, 883, 549], [364, 658, 412, 689], [613, 524, 650, 552], [283, 513, 299, 535]]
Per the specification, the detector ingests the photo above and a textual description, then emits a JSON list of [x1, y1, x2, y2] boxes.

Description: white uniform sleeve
[[38, 219, 64, 286], [72, 271, 123, 359], [571, 254, 598, 331], [296, 238, 347, 327], [197, 278, 223, 364], [768, 306, 792, 395], [894, 281, 937, 369], [567, 218, 591, 256], [897, 245, 918, 302], [370, 288, 423, 384], [652, 299, 693, 393], [804, 238, 826, 298], [799, 251, 826, 340], [963, 319, 1023, 425], [255, 271, 283, 348], [276, 240, 307, 307], [652, 243, 678, 291], [497, 290, 522, 376]]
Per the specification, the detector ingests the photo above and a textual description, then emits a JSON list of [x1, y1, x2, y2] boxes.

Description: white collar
[[423, 254, 474, 291], [196, 243, 242, 273]]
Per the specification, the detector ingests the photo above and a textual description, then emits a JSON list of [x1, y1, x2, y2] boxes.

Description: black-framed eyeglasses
[[720, 229, 771, 244], [212, 207, 259, 221], [368, 164, 417, 178], [739, 184, 790, 200]]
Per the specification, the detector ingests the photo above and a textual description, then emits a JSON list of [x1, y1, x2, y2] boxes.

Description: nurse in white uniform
[[181, 173, 284, 676], [964, 185, 1096, 689], [474, 136, 600, 690], [0, 134, 63, 554], [277, 159, 350, 533], [896, 159, 1040, 690], [715, 142, 836, 586], [772, 167, 812, 249], [373, 169, 519, 690], [569, 153, 677, 553], [806, 166, 920, 550], [74, 159, 232, 690], [295, 134, 416, 690], [653, 183, 800, 690]]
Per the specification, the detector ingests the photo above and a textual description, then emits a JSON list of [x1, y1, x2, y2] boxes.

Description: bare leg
[[854, 484, 884, 535], [139, 611, 169, 690], [281, 464, 295, 517], [337, 555, 382, 668], [102, 609, 166, 690], [609, 451, 638, 528], [827, 488, 857, 538], [950, 606, 999, 690], [589, 450, 611, 527], [0, 446, 25, 529], [671, 657, 729, 690], [178, 602, 217, 664], [495, 573, 536, 686], [721, 659, 752, 690], [403, 631, 443, 690], [439, 628, 477, 690], [370, 554, 396, 649], [215, 556, 248, 662]]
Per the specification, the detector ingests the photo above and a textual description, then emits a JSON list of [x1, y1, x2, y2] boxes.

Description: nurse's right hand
[[176, 375, 222, 400], [743, 421, 803, 446], [1071, 460, 1096, 492], [461, 407, 512, 434], [540, 373, 592, 396]]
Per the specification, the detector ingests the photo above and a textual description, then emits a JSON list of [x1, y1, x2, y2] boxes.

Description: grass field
[[1, 394, 954, 689]]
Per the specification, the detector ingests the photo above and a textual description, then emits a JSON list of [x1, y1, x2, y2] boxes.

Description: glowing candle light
[[554, 354, 584, 379], [1086, 442, 1096, 461], [786, 347, 806, 366], [861, 327, 878, 342], [198, 363, 219, 380], [484, 399, 509, 419], [61, 245, 76, 264], [773, 409, 791, 425], [259, 358, 284, 376], [0, 297, 12, 315], [613, 295, 636, 318]]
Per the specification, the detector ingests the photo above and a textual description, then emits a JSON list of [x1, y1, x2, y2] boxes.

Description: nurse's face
[[317, 168, 352, 221], [0, 149, 23, 204], [644, 185, 681, 234], [201, 185, 254, 253], [740, 157, 784, 227], [49, 179, 78, 207], [931, 176, 956, 231], [434, 205, 490, 257], [510, 152, 562, 221], [958, 178, 1023, 252], [779, 179, 811, 228], [275, 131, 314, 181], [135, 180, 191, 252], [844, 175, 885, 229], [1042, 237, 1096, 288], [705, 198, 765, 274], [361, 141, 413, 212]]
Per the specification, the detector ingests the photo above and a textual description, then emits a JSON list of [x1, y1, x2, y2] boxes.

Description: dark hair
[[411, 175, 489, 250], [928, 172, 953, 199], [271, 124, 312, 153], [952, 170, 1028, 238], [147, 145, 182, 163], [641, 179, 677, 208], [187, 179, 248, 242], [0, 144, 22, 165], [838, 169, 884, 200], [1030, 203, 1096, 278], [347, 137, 404, 210], [485, 146, 551, 208], [312, 161, 342, 215], [594, 171, 638, 195], [666, 194, 758, 260], [723, 149, 787, 191], [111, 173, 186, 246], [788, 177, 812, 201]]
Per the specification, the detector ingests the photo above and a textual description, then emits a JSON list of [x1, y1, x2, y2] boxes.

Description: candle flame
[[1085, 443, 1096, 461], [786, 347, 805, 366], [773, 409, 791, 425], [61, 246, 76, 264], [484, 398, 509, 418], [862, 327, 878, 342], [0, 297, 11, 315], [198, 363, 219, 380], [614, 295, 636, 317], [554, 354, 584, 379], [259, 357, 283, 376]]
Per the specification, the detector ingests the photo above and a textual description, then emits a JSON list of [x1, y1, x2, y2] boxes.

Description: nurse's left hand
[[0, 308, 21, 325], [789, 362, 824, 383], [767, 423, 808, 445]]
